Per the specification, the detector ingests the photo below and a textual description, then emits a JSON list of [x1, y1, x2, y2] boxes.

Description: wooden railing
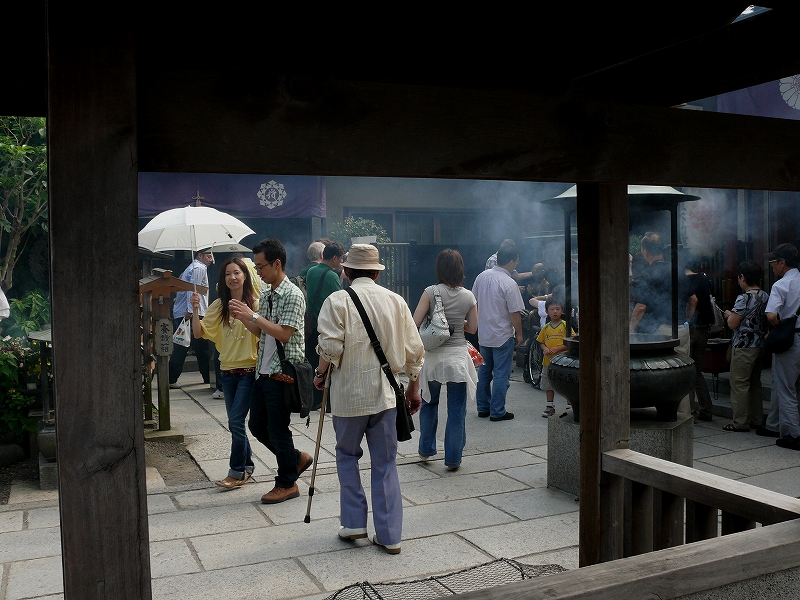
[[455, 448, 800, 599], [601, 448, 800, 555]]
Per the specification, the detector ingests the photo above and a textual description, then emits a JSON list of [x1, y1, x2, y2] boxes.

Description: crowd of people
[[164, 231, 800, 556]]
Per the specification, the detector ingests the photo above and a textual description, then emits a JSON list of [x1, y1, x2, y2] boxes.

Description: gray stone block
[[547, 410, 694, 496], [38, 453, 58, 490]]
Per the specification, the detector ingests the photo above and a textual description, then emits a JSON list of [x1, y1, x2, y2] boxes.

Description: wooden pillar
[[577, 183, 630, 566], [48, 11, 152, 599]]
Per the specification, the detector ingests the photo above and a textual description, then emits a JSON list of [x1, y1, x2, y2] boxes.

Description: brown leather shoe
[[297, 452, 313, 475], [261, 484, 300, 504]]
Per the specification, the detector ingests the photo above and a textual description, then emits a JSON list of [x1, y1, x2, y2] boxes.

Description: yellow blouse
[[199, 298, 259, 370]]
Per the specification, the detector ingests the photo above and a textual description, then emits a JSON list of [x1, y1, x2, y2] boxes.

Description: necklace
[[226, 317, 246, 340]]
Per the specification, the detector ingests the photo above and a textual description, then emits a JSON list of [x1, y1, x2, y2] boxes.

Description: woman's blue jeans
[[418, 381, 467, 468], [221, 371, 255, 479]]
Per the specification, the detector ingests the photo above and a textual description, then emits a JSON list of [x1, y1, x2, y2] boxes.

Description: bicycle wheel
[[527, 342, 543, 388]]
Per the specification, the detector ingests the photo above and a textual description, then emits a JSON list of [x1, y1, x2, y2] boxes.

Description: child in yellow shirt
[[536, 298, 574, 417]]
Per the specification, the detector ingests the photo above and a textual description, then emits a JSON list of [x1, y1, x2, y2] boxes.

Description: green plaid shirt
[[255, 276, 306, 374]]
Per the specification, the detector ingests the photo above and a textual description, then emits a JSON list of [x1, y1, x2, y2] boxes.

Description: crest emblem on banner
[[257, 180, 287, 209]]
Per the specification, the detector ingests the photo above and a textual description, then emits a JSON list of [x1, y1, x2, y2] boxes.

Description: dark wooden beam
[[48, 10, 152, 599], [568, 7, 800, 107], [138, 76, 800, 192], [577, 183, 630, 566]]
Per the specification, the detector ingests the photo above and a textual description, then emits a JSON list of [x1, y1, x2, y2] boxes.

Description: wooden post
[[142, 292, 154, 424], [577, 183, 630, 566], [48, 13, 152, 599]]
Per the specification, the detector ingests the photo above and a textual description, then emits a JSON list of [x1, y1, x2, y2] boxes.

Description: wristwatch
[[251, 312, 259, 323], [314, 369, 327, 378]]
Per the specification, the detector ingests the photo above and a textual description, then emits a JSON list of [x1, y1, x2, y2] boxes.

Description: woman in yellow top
[[191, 257, 260, 489]]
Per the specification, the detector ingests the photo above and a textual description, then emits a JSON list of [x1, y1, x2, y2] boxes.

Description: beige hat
[[341, 244, 385, 270]]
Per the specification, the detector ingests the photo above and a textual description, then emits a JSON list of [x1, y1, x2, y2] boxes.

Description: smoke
[[679, 188, 738, 257]]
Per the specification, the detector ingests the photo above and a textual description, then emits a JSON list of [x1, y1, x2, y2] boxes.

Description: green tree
[[327, 216, 391, 246], [0, 116, 48, 292]]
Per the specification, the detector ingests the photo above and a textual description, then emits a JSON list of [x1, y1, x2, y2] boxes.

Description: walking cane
[[304, 368, 331, 523]]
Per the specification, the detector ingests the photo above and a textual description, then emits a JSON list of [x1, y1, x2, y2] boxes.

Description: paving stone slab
[[693, 441, 733, 459], [699, 431, 779, 451], [0, 510, 22, 533], [691, 461, 745, 480], [299, 533, 494, 591], [522, 445, 548, 460], [482, 487, 580, 520], [258, 489, 341, 525], [401, 471, 528, 505], [739, 467, 800, 498], [189, 516, 354, 570], [0, 527, 61, 562], [172, 480, 288, 510], [699, 445, 800, 477], [401, 498, 516, 539], [5, 555, 63, 600], [26, 506, 61, 530], [459, 511, 580, 558], [151, 558, 321, 600], [499, 462, 548, 489], [148, 503, 269, 542], [150, 539, 201, 578], [429, 449, 544, 475], [147, 494, 179, 515], [146, 466, 167, 491]]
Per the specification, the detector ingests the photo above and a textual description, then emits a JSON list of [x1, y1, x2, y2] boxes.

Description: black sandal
[[723, 423, 749, 432]]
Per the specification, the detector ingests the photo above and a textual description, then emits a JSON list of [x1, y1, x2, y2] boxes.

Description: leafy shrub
[[0, 289, 50, 339], [0, 337, 40, 435]]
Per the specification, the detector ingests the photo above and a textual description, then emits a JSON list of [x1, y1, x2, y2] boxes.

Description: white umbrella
[[138, 206, 255, 254], [207, 242, 253, 254]]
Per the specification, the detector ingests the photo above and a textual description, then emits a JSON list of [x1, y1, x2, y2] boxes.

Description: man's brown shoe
[[261, 484, 300, 504], [297, 452, 313, 475]]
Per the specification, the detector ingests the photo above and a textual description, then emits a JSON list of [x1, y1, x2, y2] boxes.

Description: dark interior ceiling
[[7, 3, 800, 119]]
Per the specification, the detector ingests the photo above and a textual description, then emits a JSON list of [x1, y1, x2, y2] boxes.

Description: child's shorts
[[540, 364, 553, 391]]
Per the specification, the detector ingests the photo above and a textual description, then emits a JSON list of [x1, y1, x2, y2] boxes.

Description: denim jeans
[[221, 371, 255, 479], [418, 381, 467, 468], [476, 336, 516, 418], [248, 375, 301, 488]]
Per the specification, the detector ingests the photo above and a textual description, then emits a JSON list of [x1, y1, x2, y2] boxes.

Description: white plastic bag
[[172, 318, 192, 347]]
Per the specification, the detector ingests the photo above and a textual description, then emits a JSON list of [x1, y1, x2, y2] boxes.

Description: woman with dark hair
[[191, 257, 260, 488], [722, 260, 769, 432], [412, 249, 478, 471]]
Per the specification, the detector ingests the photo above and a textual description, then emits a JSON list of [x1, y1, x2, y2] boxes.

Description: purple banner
[[138, 172, 326, 218], [716, 76, 800, 121]]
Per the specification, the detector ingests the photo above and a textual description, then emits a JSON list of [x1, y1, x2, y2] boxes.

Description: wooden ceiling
[[6, 3, 800, 189], [9, 3, 800, 116]]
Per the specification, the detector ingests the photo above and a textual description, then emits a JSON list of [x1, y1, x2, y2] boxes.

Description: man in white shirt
[[765, 243, 800, 450], [473, 241, 525, 421], [169, 249, 213, 388], [314, 244, 424, 555]]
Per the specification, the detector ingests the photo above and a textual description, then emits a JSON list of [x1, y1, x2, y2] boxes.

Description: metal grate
[[323, 559, 567, 600]]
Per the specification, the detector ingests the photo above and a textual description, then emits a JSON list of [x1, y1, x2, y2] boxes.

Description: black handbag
[[345, 287, 415, 442], [764, 305, 800, 354], [267, 295, 313, 421]]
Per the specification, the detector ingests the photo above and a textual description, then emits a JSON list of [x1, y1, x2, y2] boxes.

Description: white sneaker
[[212, 390, 224, 399]]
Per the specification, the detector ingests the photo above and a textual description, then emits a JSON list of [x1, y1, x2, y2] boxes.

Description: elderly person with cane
[[313, 244, 424, 554]]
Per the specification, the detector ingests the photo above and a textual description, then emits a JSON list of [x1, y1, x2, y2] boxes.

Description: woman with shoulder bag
[[191, 257, 260, 488], [412, 249, 478, 471], [722, 261, 769, 433]]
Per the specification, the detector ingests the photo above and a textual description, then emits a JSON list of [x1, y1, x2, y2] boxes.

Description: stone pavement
[[2, 367, 800, 599]]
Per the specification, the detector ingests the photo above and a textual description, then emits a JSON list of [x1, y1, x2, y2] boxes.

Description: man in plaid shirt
[[230, 238, 311, 504]]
